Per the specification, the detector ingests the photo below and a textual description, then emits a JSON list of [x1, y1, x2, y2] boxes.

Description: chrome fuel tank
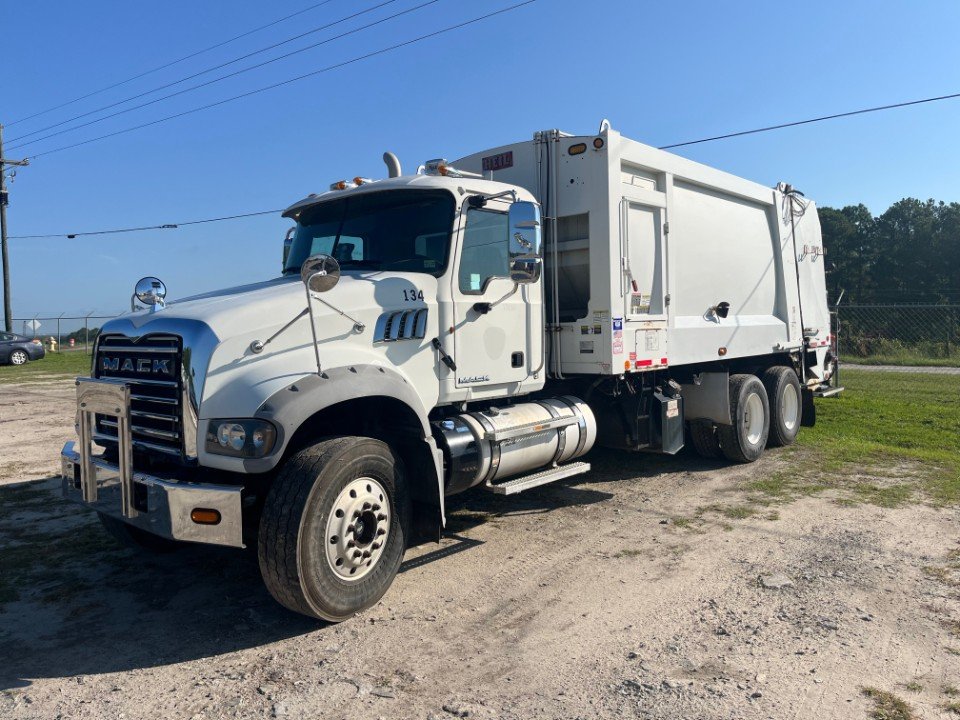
[[434, 396, 597, 495]]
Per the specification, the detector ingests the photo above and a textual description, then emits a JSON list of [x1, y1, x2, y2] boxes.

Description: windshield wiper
[[339, 259, 383, 269]]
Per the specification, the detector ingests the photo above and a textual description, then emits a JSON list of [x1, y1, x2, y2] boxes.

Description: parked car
[[0, 332, 46, 365]]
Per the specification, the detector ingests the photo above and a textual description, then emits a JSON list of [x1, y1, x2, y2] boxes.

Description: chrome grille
[[94, 334, 183, 456]]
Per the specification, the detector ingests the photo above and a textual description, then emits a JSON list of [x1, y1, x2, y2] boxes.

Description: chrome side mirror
[[300, 254, 341, 293], [134, 276, 167, 312], [508, 201, 543, 284]]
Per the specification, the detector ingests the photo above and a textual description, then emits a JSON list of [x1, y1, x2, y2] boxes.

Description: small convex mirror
[[282, 227, 295, 269], [300, 254, 341, 293], [507, 201, 543, 284], [134, 276, 167, 307]]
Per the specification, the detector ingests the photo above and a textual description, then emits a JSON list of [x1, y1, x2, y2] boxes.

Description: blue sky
[[4, 0, 960, 322]]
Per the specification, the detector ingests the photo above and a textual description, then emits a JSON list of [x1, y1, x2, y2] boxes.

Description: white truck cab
[[59, 125, 840, 621]]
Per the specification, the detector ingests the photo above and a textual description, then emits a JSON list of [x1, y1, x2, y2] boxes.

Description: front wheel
[[9, 350, 29, 366], [258, 436, 410, 621], [717, 374, 770, 463]]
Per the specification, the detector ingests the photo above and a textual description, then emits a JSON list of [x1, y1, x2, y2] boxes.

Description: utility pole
[[0, 124, 31, 332]]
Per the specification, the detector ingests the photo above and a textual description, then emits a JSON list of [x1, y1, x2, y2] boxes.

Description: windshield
[[284, 189, 455, 276]]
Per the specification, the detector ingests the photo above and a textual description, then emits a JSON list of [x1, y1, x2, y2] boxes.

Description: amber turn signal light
[[190, 508, 222, 525]]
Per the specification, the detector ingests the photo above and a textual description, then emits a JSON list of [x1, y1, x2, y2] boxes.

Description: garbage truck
[[59, 123, 840, 621]]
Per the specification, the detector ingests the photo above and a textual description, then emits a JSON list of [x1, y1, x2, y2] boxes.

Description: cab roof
[[281, 173, 535, 219]]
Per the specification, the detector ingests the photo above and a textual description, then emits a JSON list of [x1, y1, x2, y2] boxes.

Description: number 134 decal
[[402, 289, 425, 302]]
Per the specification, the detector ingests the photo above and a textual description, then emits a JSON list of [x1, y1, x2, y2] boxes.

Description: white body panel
[[455, 128, 830, 377]]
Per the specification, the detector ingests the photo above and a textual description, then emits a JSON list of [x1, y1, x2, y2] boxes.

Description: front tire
[[9, 350, 28, 366], [717, 374, 770, 463], [258, 436, 410, 622], [761, 366, 802, 447]]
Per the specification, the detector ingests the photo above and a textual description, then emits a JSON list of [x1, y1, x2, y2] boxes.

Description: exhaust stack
[[383, 151, 402, 178]]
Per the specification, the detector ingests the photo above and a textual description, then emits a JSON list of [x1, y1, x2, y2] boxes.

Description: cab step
[[484, 462, 591, 496], [814, 386, 844, 398]]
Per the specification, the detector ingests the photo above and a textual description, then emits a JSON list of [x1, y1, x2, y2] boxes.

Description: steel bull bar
[[60, 377, 244, 547]]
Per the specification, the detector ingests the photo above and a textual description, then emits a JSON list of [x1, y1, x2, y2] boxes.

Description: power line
[[7, 0, 408, 149], [10, 43, 958, 241], [658, 91, 960, 149], [23, 0, 537, 160], [6, 1, 338, 128], [8, 209, 283, 239]]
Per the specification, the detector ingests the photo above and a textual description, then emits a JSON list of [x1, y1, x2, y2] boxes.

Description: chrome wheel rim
[[744, 392, 765, 445], [10, 351, 27, 365], [325, 477, 390, 582], [781, 384, 800, 432]]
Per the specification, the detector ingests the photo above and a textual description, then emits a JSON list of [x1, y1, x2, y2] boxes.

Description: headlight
[[205, 419, 277, 458]]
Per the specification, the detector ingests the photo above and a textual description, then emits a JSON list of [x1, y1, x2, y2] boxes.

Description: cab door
[[450, 200, 531, 390]]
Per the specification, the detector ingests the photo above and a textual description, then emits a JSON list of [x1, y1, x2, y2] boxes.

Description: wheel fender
[[251, 364, 445, 525]]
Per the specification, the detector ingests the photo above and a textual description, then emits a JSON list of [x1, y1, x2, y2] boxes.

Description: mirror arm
[[467, 189, 518, 208], [249, 307, 310, 354], [310, 281, 366, 333], [304, 283, 324, 375]]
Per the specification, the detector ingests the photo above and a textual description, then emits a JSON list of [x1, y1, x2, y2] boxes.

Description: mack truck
[[59, 123, 840, 621]]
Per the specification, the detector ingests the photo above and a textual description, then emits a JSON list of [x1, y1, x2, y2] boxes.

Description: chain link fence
[[835, 304, 960, 366], [10, 305, 960, 367], [9, 315, 120, 354]]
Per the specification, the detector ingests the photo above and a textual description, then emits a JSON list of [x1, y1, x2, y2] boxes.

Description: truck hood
[[101, 271, 440, 427], [119, 273, 395, 341]]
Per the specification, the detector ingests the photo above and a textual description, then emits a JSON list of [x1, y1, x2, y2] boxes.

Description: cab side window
[[459, 209, 509, 293]]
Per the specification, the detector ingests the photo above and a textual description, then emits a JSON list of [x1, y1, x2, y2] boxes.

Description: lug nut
[[376, 528, 386, 536], [362, 502, 371, 510], [376, 513, 386, 521], [362, 551, 371, 559], [353, 550, 363, 559], [346, 540, 355, 548], [346, 524, 355, 533], [371, 504, 381, 511], [371, 542, 381, 550]]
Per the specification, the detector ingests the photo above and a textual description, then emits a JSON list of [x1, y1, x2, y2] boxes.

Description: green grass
[[861, 687, 915, 720], [797, 370, 960, 505], [850, 355, 960, 368], [841, 336, 960, 368], [0, 350, 91, 384]]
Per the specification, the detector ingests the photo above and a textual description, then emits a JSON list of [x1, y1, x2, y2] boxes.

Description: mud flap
[[801, 388, 816, 427]]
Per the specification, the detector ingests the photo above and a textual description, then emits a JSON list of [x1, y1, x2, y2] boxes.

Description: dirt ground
[[1, 378, 958, 720]]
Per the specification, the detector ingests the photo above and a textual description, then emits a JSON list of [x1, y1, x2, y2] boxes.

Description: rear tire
[[761, 366, 802, 447], [98, 512, 179, 553], [717, 374, 770, 463], [258, 436, 410, 622], [689, 420, 723, 459], [9, 350, 28, 366]]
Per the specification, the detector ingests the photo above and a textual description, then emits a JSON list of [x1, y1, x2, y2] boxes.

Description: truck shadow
[[0, 448, 721, 688]]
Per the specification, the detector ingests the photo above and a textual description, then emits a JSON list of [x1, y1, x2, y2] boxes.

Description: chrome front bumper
[[60, 377, 243, 548]]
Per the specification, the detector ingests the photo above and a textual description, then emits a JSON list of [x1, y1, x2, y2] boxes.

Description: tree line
[[818, 198, 960, 305]]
